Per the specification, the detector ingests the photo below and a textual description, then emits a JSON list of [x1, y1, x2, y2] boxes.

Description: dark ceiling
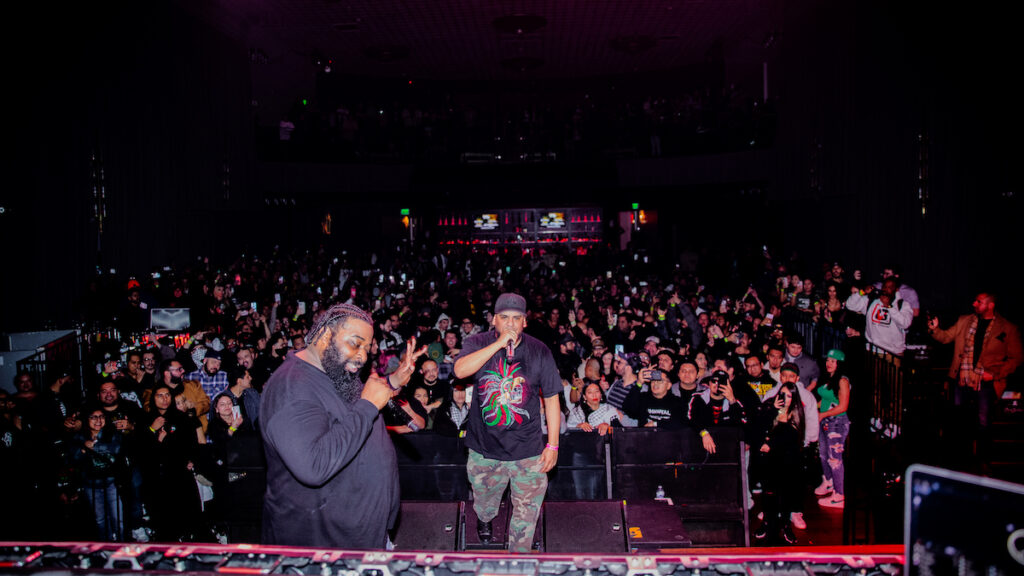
[[188, 0, 789, 82]]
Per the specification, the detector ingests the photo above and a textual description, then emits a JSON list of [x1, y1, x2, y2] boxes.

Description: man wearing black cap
[[454, 292, 563, 552], [688, 370, 747, 454]]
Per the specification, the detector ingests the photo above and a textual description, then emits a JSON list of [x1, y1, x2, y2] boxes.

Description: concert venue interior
[[2, 1, 1023, 574]]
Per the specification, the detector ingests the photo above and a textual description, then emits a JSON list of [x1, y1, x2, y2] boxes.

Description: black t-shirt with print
[[463, 331, 562, 461]]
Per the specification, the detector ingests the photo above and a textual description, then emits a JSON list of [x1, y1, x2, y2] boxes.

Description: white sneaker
[[814, 478, 834, 496], [789, 512, 807, 530], [131, 527, 150, 543], [819, 494, 845, 509], [747, 493, 755, 510]]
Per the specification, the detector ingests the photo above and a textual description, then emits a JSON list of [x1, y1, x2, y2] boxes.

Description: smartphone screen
[[614, 344, 624, 355], [251, 302, 258, 313], [231, 405, 241, 420]]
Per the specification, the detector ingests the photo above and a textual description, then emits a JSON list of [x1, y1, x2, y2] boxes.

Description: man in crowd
[[261, 303, 425, 548], [141, 350, 159, 388], [845, 278, 914, 356], [689, 370, 747, 455], [634, 366, 687, 428], [186, 349, 230, 401], [740, 352, 777, 401], [236, 346, 272, 392], [97, 379, 148, 542], [783, 331, 820, 388], [454, 293, 562, 552], [414, 358, 450, 410], [876, 266, 921, 318], [764, 345, 785, 383], [928, 292, 1022, 461], [675, 356, 702, 407]]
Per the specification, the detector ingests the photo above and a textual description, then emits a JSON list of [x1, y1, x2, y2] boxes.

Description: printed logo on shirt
[[711, 404, 723, 424], [750, 381, 775, 400], [871, 304, 892, 326], [479, 358, 530, 427]]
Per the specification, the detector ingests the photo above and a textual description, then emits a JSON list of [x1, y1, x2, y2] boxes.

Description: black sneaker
[[781, 524, 797, 545], [477, 519, 493, 543], [753, 524, 768, 540]]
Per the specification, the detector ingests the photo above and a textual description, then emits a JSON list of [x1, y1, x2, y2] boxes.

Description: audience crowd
[[2, 242, 937, 546]]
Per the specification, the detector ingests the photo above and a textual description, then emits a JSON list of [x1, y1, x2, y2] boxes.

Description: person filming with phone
[[208, 389, 265, 542], [634, 366, 687, 428]]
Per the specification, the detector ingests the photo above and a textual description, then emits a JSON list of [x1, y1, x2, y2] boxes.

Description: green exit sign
[[631, 203, 639, 210], [400, 208, 410, 216]]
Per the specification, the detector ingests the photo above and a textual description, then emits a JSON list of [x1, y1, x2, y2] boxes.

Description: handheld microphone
[[507, 339, 515, 359]]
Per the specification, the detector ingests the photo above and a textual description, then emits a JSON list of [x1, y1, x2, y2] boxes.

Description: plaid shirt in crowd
[[186, 369, 230, 401]]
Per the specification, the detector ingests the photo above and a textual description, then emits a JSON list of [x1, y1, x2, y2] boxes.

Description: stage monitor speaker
[[392, 501, 463, 551], [624, 501, 691, 550], [543, 501, 626, 553]]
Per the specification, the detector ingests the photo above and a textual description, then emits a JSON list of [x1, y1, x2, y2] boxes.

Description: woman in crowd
[[810, 349, 851, 509], [433, 383, 471, 437], [567, 382, 619, 434], [753, 381, 806, 545], [600, 350, 615, 381], [70, 406, 124, 541], [693, 350, 709, 382], [410, 385, 436, 430], [139, 384, 202, 542], [207, 392, 266, 543]]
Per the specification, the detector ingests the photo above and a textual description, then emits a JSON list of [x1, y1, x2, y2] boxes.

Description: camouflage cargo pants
[[467, 450, 547, 552]]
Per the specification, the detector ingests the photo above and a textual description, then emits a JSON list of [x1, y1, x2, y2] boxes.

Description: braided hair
[[304, 303, 374, 347]]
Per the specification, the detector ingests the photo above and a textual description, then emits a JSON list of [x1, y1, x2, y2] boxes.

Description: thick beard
[[322, 344, 364, 404], [170, 375, 183, 386]]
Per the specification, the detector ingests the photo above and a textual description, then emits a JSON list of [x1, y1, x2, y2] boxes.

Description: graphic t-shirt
[[462, 331, 562, 461]]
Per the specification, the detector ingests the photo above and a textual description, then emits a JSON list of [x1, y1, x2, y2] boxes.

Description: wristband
[[229, 426, 238, 432], [149, 426, 156, 433], [386, 375, 402, 391], [545, 443, 559, 451], [699, 429, 709, 438], [858, 290, 865, 296], [658, 314, 666, 321]]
